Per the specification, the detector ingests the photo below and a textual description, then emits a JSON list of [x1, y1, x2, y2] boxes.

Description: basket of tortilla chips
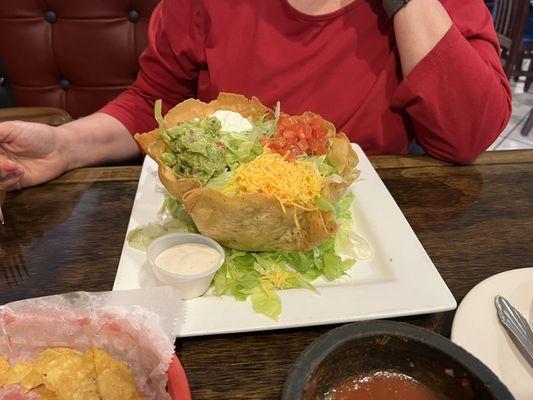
[[135, 93, 359, 252], [0, 287, 190, 400]]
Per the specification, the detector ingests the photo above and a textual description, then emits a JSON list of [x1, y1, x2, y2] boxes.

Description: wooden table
[[1, 150, 532, 399]]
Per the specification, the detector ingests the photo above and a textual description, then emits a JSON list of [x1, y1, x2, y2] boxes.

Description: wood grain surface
[[1, 150, 532, 399]]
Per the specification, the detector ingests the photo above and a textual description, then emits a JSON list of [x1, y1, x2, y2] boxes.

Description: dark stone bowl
[[282, 321, 514, 400]]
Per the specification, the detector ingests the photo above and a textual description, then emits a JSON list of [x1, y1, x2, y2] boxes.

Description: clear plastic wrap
[[0, 286, 182, 399]]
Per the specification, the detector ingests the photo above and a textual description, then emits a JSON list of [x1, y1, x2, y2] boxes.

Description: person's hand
[[0, 121, 69, 191]]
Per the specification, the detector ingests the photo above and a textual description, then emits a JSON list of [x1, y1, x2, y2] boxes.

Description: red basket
[[167, 355, 191, 400]]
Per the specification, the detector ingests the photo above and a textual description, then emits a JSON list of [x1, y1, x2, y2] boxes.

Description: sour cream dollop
[[154, 243, 222, 275], [211, 110, 253, 132]]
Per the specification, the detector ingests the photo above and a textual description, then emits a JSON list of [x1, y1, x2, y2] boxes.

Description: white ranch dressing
[[155, 243, 221, 275]]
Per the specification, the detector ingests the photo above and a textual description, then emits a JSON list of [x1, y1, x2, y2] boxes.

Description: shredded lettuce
[[331, 192, 373, 260], [205, 170, 234, 191], [315, 195, 334, 212], [300, 155, 338, 176], [280, 237, 355, 282], [220, 130, 263, 169], [155, 99, 164, 128], [160, 196, 197, 227], [155, 104, 270, 184], [127, 220, 191, 251], [334, 191, 355, 220], [251, 286, 281, 320], [130, 103, 370, 319], [315, 188, 354, 219], [213, 249, 317, 319], [127, 197, 197, 251], [253, 116, 277, 138], [210, 226, 357, 319], [127, 183, 366, 320], [335, 224, 373, 261]]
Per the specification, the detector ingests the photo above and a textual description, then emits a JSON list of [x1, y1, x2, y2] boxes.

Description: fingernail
[[2, 161, 15, 170], [13, 169, 22, 177]]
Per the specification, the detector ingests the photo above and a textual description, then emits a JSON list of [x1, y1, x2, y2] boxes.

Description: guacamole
[[159, 116, 227, 184]]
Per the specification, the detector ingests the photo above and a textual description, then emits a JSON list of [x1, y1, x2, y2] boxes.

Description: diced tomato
[[264, 113, 331, 161]]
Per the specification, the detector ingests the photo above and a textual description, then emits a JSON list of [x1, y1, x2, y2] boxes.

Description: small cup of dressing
[[147, 233, 225, 299]]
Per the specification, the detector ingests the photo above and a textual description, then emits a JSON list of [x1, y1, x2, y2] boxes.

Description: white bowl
[[147, 233, 225, 299]]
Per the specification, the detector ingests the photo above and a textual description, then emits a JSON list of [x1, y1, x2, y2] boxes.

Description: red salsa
[[327, 371, 443, 400], [263, 113, 330, 161]]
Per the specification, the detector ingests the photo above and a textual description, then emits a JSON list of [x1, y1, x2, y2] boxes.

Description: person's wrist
[[55, 123, 78, 172], [382, 0, 411, 19]]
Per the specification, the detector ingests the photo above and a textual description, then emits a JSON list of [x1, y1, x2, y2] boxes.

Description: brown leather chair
[[0, 0, 160, 124]]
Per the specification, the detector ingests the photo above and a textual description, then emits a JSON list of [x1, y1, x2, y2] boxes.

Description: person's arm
[[99, 0, 206, 135], [388, 0, 512, 164], [59, 113, 139, 170], [0, 114, 135, 190], [393, 0, 452, 76], [0, 0, 206, 191]]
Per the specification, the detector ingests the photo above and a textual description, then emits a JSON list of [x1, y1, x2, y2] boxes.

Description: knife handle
[[495, 295, 533, 364]]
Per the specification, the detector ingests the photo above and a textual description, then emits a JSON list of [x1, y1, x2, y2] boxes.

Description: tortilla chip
[[1, 348, 145, 399], [135, 128, 202, 199], [34, 385, 59, 400], [135, 129, 163, 157], [322, 133, 360, 203], [158, 165, 202, 200], [35, 348, 99, 400], [20, 367, 43, 393], [135, 93, 270, 156], [329, 132, 359, 177], [2, 360, 43, 393], [182, 188, 337, 251], [91, 348, 142, 400], [163, 93, 271, 127], [33, 348, 79, 378], [134, 93, 269, 201], [0, 355, 10, 387]]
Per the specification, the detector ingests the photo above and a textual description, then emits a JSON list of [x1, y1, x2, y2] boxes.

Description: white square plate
[[113, 144, 456, 337]]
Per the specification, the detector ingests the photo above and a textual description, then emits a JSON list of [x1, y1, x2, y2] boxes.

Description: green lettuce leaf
[[127, 196, 197, 251], [205, 170, 234, 191], [127, 219, 191, 251], [253, 116, 277, 138], [251, 285, 282, 320], [220, 130, 263, 168], [127, 190, 364, 320], [155, 99, 164, 127], [315, 195, 334, 212], [334, 191, 355, 220], [300, 155, 338, 176]]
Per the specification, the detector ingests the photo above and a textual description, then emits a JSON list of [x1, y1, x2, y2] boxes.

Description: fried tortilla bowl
[[135, 93, 359, 251], [135, 93, 273, 200]]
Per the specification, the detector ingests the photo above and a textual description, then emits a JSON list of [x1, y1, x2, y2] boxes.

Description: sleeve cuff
[[98, 93, 158, 136], [391, 24, 464, 108]]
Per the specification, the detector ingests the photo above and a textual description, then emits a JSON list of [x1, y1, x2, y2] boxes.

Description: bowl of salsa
[[282, 320, 513, 400]]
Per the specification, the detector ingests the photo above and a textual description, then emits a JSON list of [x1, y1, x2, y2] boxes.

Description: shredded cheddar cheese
[[226, 151, 323, 221], [262, 272, 299, 289]]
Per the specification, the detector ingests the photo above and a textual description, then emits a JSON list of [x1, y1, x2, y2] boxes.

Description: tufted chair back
[[0, 0, 160, 119], [0, 56, 14, 108]]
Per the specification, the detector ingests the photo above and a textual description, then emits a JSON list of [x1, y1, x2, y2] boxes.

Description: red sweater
[[101, 0, 511, 163]]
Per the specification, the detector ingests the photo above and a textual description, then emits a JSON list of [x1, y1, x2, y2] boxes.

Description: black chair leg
[[514, 54, 524, 82], [521, 108, 533, 136], [525, 77, 533, 92], [523, 52, 533, 92]]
